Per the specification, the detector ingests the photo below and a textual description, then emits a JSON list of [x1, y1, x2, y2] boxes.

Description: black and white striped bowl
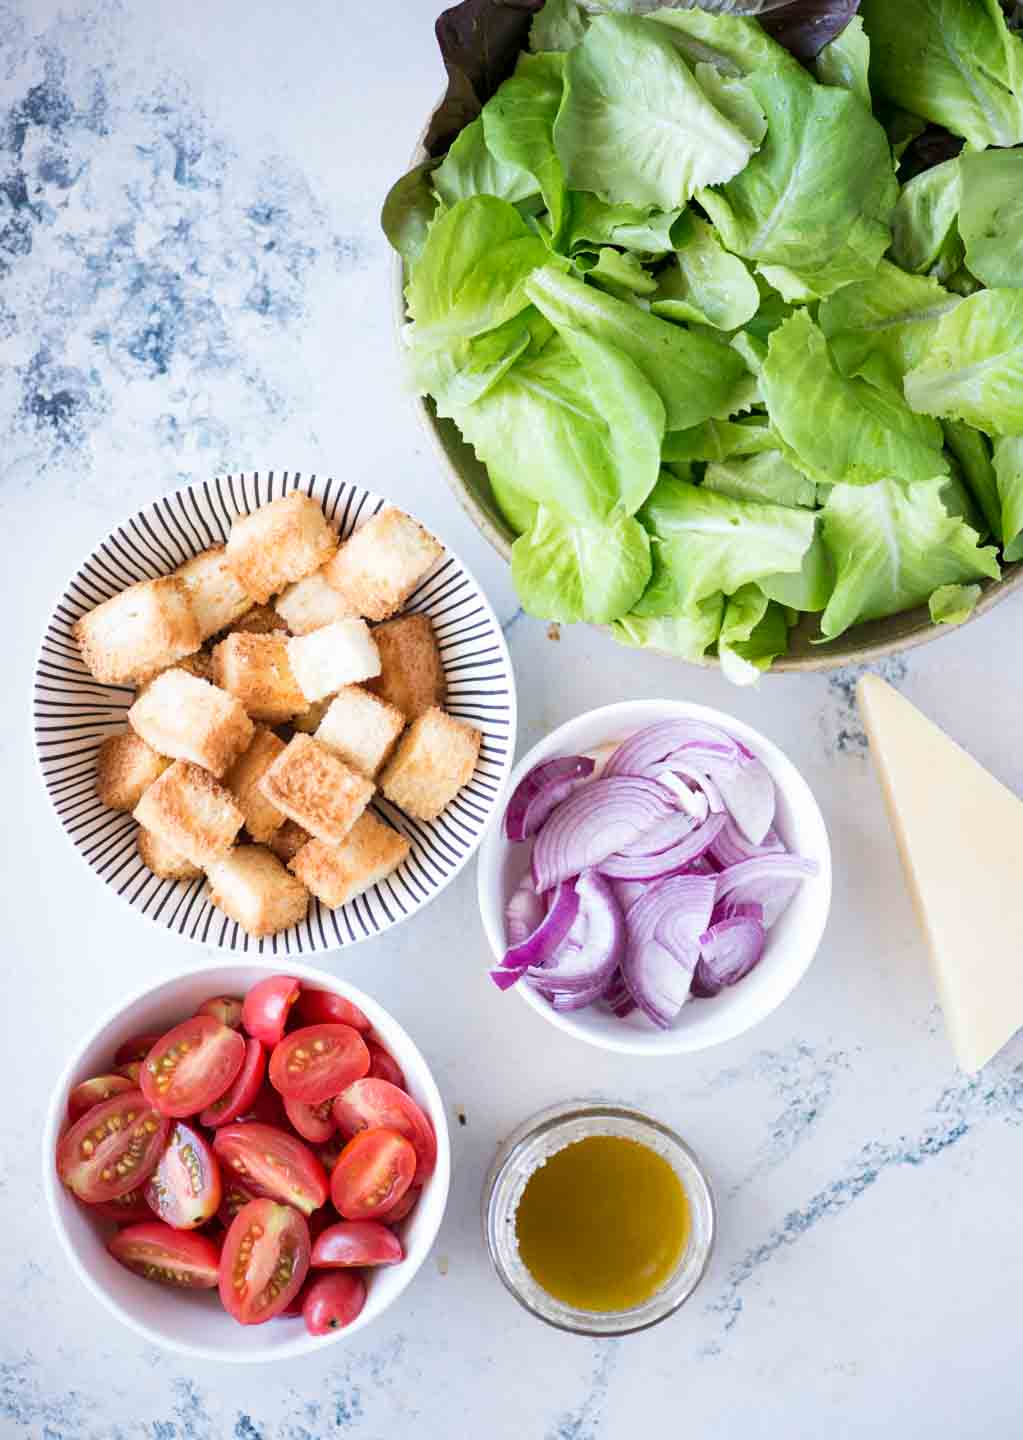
[[33, 472, 516, 955]]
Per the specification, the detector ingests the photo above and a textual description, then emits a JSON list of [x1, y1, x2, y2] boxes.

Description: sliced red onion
[[605, 720, 743, 778], [697, 751, 775, 846], [622, 875, 717, 1029], [654, 769, 710, 821], [504, 873, 546, 946], [615, 811, 696, 858], [662, 761, 725, 813], [716, 854, 818, 928], [603, 967, 636, 1018], [531, 777, 675, 893], [599, 812, 727, 881], [527, 870, 625, 995], [708, 816, 785, 870], [692, 917, 766, 998], [504, 755, 596, 842], [611, 878, 648, 914], [491, 879, 579, 990]]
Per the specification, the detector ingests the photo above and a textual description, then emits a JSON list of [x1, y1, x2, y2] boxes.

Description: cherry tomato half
[[330, 1129, 415, 1221], [197, 995, 244, 1029], [377, 1186, 420, 1227], [109, 1221, 220, 1288], [332, 1079, 437, 1180], [366, 1041, 405, 1091], [199, 1039, 266, 1128], [311, 1220, 402, 1268], [140, 1017, 245, 1119], [212, 1123, 328, 1216], [88, 1187, 154, 1224], [302, 1271, 366, 1336], [67, 1075, 135, 1124], [217, 1179, 260, 1229], [242, 975, 300, 1047], [57, 1090, 170, 1203], [114, 1034, 161, 1066], [116, 1061, 143, 1084], [145, 1122, 222, 1230], [284, 1096, 336, 1144], [219, 1198, 310, 1325], [269, 1025, 369, 1105], [294, 988, 370, 1032]]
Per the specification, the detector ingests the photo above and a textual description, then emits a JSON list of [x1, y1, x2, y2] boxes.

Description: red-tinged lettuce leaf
[[426, 0, 545, 156], [899, 126, 965, 183], [758, 0, 861, 60]]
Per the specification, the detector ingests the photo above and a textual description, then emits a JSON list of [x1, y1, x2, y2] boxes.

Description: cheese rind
[[858, 674, 1023, 1072]]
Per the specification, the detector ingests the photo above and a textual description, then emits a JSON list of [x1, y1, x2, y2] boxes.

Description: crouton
[[287, 619, 381, 703], [291, 697, 332, 735], [268, 819, 311, 862], [366, 614, 446, 720], [225, 492, 337, 603], [134, 649, 214, 701], [134, 760, 244, 868], [95, 732, 171, 811], [275, 567, 355, 636], [315, 686, 405, 778], [205, 846, 310, 938], [223, 604, 289, 637], [223, 726, 287, 843], [128, 669, 254, 778], [324, 507, 442, 621], [74, 577, 201, 685], [210, 632, 306, 723], [137, 827, 202, 881], [379, 706, 480, 820], [289, 812, 411, 909], [176, 546, 253, 640], [258, 734, 374, 844]]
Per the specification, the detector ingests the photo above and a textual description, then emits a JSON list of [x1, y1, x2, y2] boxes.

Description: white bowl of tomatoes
[[42, 961, 450, 1362]]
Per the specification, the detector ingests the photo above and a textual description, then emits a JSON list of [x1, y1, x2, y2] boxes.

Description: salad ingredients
[[220, 1199, 311, 1324], [268, 1024, 371, 1104], [384, 0, 1018, 678], [108, 1223, 221, 1289], [212, 1123, 329, 1216], [198, 1037, 267, 1128], [140, 1016, 246, 1118], [302, 1271, 367, 1335], [241, 974, 300, 1046], [332, 1079, 439, 1180], [57, 1091, 171, 1203], [311, 1221, 404, 1268], [144, 1122, 222, 1230], [329, 1130, 417, 1221]]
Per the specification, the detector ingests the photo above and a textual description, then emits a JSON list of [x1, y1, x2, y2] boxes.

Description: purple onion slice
[[531, 777, 675, 893], [504, 755, 595, 843]]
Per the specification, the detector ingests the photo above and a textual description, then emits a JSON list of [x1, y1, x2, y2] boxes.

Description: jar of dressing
[[483, 1101, 715, 1335]]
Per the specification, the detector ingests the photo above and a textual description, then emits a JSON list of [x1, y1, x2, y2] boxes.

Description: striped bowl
[[33, 471, 516, 955]]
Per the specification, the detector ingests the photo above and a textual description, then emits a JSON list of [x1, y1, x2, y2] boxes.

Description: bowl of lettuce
[[383, 0, 1023, 681]]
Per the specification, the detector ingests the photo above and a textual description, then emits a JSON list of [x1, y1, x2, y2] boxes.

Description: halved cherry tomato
[[269, 1025, 369, 1104], [140, 1016, 245, 1118], [366, 1041, 405, 1091], [88, 1187, 155, 1224], [284, 1096, 336, 1144], [114, 1034, 161, 1066], [330, 1129, 415, 1221], [219, 1198, 310, 1324], [242, 975, 300, 1047], [57, 1090, 170, 1202], [116, 1061, 142, 1084], [145, 1122, 222, 1229], [199, 1039, 266, 1128], [311, 1220, 402, 1268], [109, 1221, 221, 1288], [217, 1178, 260, 1228], [332, 1079, 437, 1180], [278, 1277, 312, 1319], [67, 1074, 135, 1123], [212, 1123, 328, 1216], [294, 988, 370, 1032], [197, 995, 244, 1029], [377, 1186, 420, 1227], [302, 1271, 366, 1335], [235, 1082, 288, 1129]]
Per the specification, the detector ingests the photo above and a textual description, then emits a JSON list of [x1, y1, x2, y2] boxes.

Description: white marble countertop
[[5, 2, 1023, 1435]]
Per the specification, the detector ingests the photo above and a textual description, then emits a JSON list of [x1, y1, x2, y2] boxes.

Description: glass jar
[[483, 1100, 715, 1336]]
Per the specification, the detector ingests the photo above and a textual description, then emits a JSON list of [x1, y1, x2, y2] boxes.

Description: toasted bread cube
[[290, 812, 411, 909], [74, 577, 201, 685], [315, 686, 405, 778], [128, 669, 254, 778], [268, 819, 311, 862], [134, 760, 244, 868], [275, 568, 356, 636], [137, 827, 202, 881], [225, 492, 337, 604], [379, 706, 481, 820], [223, 604, 289, 637], [324, 507, 443, 621], [223, 726, 287, 843], [205, 846, 310, 938], [258, 734, 374, 844], [95, 732, 171, 811], [177, 546, 253, 640], [291, 697, 332, 734], [367, 614, 446, 720], [287, 619, 380, 704], [135, 649, 213, 701], [210, 632, 306, 723]]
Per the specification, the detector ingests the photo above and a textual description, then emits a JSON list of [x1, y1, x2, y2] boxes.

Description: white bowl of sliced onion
[[477, 701, 831, 1056]]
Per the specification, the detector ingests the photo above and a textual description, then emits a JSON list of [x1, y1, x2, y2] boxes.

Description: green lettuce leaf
[[702, 450, 816, 509], [409, 313, 536, 416], [662, 417, 777, 465], [432, 117, 538, 209], [904, 289, 1023, 436], [512, 506, 652, 623], [958, 148, 1023, 290], [760, 534, 834, 613], [993, 435, 1023, 558], [524, 262, 750, 432], [483, 52, 567, 241], [529, 0, 587, 53], [818, 262, 962, 393], [860, 0, 1023, 149], [890, 159, 962, 275], [691, 62, 769, 148], [650, 213, 760, 332], [813, 15, 872, 106], [561, 193, 684, 257], [942, 421, 1003, 539], [634, 475, 815, 617], [649, 10, 789, 77], [613, 596, 725, 664], [929, 582, 982, 624], [554, 15, 757, 211], [584, 248, 659, 299], [718, 586, 792, 686], [819, 477, 1001, 639], [381, 161, 442, 269], [762, 310, 949, 486]]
